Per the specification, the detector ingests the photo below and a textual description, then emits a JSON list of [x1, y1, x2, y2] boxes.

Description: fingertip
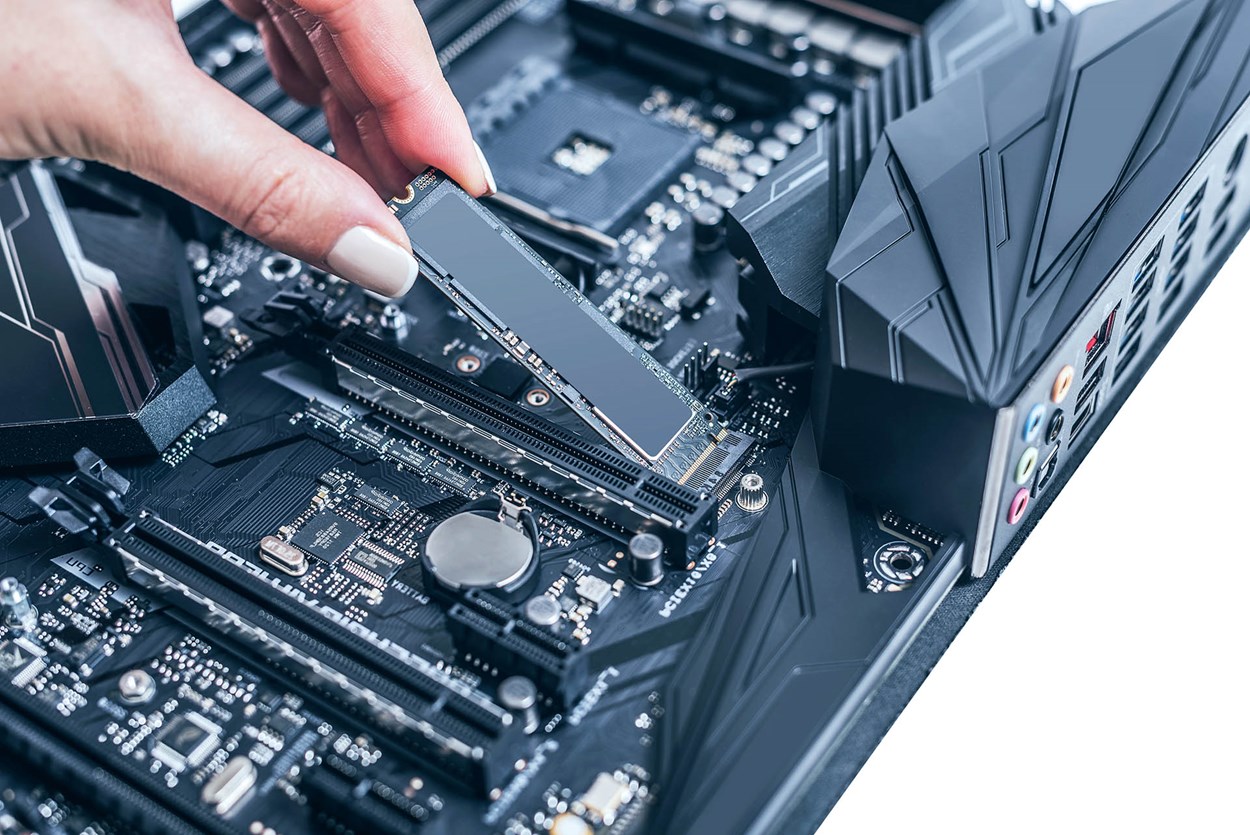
[[474, 141, 498, 198], [325, 225, 420, 297]]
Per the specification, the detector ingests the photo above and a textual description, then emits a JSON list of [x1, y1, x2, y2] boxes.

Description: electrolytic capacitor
[[628, 532, 665, 587], [692, 203, 726, 253], [498, 675, 540, 734]]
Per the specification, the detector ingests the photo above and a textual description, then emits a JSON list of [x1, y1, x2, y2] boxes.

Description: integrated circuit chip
[[151, 712, 221, 773], [479, 79, 700, 234], [290, 512, 364, 563]]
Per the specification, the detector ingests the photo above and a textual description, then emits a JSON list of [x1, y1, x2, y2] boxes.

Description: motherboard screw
[[118, 668, 157, 705]]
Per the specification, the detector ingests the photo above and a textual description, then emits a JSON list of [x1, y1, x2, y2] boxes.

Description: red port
[[1007, 488, 1030, 525]]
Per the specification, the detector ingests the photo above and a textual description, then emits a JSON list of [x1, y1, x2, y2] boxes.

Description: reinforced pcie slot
[[106, 512, 524, 794], [0, 694, 212, 834], [329, 329, 718, 559]]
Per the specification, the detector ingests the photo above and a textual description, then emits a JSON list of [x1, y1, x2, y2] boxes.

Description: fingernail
[[326, 227, 420, 297], [474, 141, 498, 197]]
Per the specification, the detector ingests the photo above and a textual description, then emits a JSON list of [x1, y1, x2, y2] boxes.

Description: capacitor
[[498, 675, 540, 734], [735, 473, 769, 512], [628, 532, 665, 587], [692, 203, 726, 252], [710, 185, 739, 209], [790, 106, 821, 131], [773, 121, 806, 147], [524, 594, 563, 627], [0, 577, 37, 634], [758, 137, 789, 162], [741, 153, 773, 179], [726, 171, 758, 193], [805, 90, 838, 116]]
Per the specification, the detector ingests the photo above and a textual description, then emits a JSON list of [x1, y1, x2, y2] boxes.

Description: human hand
[[0, 0, 495, 297]]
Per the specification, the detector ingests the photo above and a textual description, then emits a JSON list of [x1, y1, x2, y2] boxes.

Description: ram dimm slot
[[329, 328, 718, 560], [107, 512, 522, 794]]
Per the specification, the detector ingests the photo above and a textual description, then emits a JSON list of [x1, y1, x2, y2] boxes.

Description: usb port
[[1083, 306, 1119, 373], [1174, 215, 1199, 258], [1166, 247, 1190, 289], [1136, 240, 1163, 284], [1214, 186, 1236, 222], [1131, 269, 1156, 307], [1071, 395, 1098, 443], [1116, 336, 1142, 378], [1159, 277, 1185, 320], [1208, 218, 1230, 256], [1122, 303, 1148, 346], [1179, 182, 1207, 227], [1076, 359, 1106, 413]]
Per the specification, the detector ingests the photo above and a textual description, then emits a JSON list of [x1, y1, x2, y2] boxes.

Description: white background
[[821, 3, 1249, 830]]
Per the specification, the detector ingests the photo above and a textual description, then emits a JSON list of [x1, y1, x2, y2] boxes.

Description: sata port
[[1076, 359, 1105, 413]]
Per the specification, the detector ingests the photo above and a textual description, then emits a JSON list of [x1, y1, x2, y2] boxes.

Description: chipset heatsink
[[479, 79, 701, 235]]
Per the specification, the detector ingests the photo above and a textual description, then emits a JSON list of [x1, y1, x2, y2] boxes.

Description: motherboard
[[0, 1, 966, 832], [5, 0, 1247, 832]]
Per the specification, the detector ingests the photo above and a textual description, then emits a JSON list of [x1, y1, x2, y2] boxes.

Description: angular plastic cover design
[[826, 0, 1250, 403]]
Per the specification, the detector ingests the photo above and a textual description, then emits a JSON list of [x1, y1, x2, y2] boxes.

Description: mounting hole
[[525, 388, 552, 408], [871, 541, 927, 588], [260, 254, 302, 282], [455, 354, 482, 374], [394, 184, 416, 204]]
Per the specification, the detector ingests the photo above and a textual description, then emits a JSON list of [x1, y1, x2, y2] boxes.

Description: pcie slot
[[448, 591, 591, 712], [329, 329, 718, 559], [0, 694, 213, 834], [106, 512, 525, 794]]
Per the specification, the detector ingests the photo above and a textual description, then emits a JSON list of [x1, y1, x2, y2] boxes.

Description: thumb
[[110, 63, 419, 297]]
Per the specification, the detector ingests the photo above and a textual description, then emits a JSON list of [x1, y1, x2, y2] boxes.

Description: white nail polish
[[474, 141, 498, 197], [326, 227, 420, 298]]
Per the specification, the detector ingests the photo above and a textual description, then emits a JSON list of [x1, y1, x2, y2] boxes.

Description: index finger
[[291, 0, 491, 196]]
